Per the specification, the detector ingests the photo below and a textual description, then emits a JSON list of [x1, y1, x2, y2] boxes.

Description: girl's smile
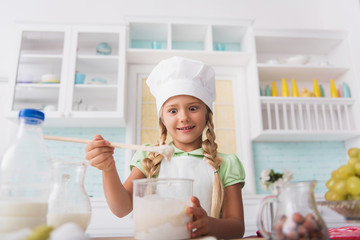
[[177, 125, 195, 132]]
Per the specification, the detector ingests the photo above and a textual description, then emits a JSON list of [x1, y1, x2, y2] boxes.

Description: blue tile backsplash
[[253, 141, 347, 194], [44, 127, 127, 198]]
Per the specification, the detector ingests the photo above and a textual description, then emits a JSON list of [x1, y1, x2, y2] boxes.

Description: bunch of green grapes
[[325, 148, 360, 201]]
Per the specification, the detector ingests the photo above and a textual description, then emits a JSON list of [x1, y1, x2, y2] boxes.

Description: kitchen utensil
[[257, 180, 328, 240], [266, 58, 278, 64], [47, 158, 91, 230], [284, 55, 309, 65], [152, 41, 162, 49], [43, 105, 56, 112], [17, 73, 34, 83], [41, 74, 59, 82], [317, 200, 360, 221], [265, 85, 271, 96], [342, 82, 351, 98], [96, 42, 112, 55], [215, 42, 226, 51], [43, 135, 174, 161], [91, 77, 107, 84], [75, 73, 86, 84], [133, 178, 193, 240]]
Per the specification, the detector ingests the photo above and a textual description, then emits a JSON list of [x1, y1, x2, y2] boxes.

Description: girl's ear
[[159, 107, 165, 125], [159, 117, 164, 126], [206, 106, 211, 122]]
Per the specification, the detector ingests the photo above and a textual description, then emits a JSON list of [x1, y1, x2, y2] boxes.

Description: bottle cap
[[19, 109, 45, 121]]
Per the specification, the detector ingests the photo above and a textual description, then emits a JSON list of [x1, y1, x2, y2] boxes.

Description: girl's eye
[[169, 109, 177, 114], [189, 106, 198, 111]]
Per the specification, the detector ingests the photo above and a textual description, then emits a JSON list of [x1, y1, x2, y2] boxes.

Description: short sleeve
[[218, 153, 246, 188], [130, 149, 148, 177]]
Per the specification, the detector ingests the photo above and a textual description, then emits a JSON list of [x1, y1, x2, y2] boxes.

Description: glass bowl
[[317, 200, 360, 221]]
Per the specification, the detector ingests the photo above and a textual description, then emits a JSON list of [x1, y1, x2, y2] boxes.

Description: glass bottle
[[47, 159, 91, 230], [0, 109, 52, 234], [257, 181, 329, 240]]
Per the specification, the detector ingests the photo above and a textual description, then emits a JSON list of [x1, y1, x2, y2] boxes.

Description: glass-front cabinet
[[8, 25, 126, 127], [12, 27, 68, 114]]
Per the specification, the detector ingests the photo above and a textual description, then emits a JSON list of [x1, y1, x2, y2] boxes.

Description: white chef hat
[[146, 56, 216, 115]]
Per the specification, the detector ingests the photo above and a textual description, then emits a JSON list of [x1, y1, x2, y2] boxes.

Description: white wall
[[0, 0, 325, 77], [0, 0, 359, 152], [320, 0, 360, 149], [0, 81, 16, 158]]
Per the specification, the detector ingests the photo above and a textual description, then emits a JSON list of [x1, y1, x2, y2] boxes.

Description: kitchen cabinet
[[126, 19, 254, 66], [6, 22, 360, 151], [249, 29, 360, 141], [6, 24, 126, 127], [125, 21, 360, 142]]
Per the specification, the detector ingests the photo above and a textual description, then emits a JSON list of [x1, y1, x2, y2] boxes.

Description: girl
[[85, 56, 246, 239]]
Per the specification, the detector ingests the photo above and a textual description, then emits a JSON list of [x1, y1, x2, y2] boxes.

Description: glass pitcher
[[47, 158, 91, 230], [257, 181, 329, 240]]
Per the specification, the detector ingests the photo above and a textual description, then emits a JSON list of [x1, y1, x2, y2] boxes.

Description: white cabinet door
[[65, 26, 126, 127], [7, 24, 126, 127], [7, 25, 71, 119]]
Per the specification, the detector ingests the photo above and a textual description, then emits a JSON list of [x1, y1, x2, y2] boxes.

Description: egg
[[50, 223, 88, 240]]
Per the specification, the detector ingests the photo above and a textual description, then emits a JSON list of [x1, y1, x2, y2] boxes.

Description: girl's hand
[[186, 196, 210, 238], [85, 134, 115, 172]]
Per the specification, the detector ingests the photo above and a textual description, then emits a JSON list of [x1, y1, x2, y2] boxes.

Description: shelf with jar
[[7, 25, 126, 127], [7, 27, 68, 119], [126, 20, 254, 66], [250, 29, 360, 141]]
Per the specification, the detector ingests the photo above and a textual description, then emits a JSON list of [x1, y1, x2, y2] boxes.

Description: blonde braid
[[202, 109, 224, 218], [143, 119, 167, 178]]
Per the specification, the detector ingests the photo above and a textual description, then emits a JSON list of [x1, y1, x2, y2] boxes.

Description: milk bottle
[[0, 109, 52, 235]]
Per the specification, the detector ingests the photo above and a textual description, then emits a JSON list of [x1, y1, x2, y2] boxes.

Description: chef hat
[[146, 56, 216, 115]]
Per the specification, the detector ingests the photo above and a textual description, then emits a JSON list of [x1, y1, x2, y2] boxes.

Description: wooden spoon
[[43, 135, 174, 161]]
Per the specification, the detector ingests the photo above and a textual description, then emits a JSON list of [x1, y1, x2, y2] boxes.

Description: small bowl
[[317, 200, 360, 221], [266, 59, 279, 64], [284, 55, 309, 65], [91, 77, 107, 84], [96, 42, 112, 55]]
